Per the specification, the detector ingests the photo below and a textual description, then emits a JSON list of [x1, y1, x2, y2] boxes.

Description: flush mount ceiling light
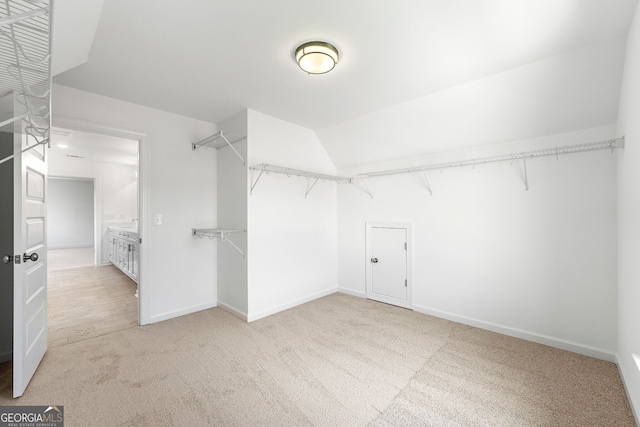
[[295, 41, 339, 74]]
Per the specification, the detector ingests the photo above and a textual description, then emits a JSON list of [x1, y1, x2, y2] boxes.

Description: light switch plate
[[154, 214, 162, 225]]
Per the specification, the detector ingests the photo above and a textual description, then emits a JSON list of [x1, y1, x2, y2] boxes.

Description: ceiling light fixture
[[295, 41, 339, 74]]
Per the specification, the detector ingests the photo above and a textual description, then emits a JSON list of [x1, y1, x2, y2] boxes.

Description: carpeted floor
[[0, 293, 635, 426]]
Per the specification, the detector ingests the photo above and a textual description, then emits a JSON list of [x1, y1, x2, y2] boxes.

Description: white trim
[[137, 136, 148, 325], [365, 221, 413, 309], [148, 300, 216, 324], [51, 114, 148, 325], [616, 353, 640, 425], [247, 288, 336, 322], [46, 244, 93, 250], [338, 287, 367, 299], [217, 301, 248, 321], [414, 304, 616, 362]]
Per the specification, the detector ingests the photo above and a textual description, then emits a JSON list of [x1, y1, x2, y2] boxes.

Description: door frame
[[52, 116, 148, 324], [365, 221, 413, 309]]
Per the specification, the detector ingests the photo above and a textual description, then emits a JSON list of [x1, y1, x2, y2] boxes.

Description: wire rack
[[358, 138, 625, 179], [192, 228, 246, 257], [0, 0, 53, 164], [192, 130, 246, 164], [249, 163, 350, 198]]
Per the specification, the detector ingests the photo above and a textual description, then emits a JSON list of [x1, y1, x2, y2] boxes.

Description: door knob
[[23, 252, 38, 262], [2, 254, 11, 264], [371, 257, 378, 263]]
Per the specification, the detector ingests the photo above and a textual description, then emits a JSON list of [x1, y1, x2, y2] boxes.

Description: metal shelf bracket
[[305, 177, 319, 199], [192, 131, 246, 165], [192, 228, 246, 257], [419, 170, 432, 196], [359, 177, 373, 199], [250, 166, 265, 195]]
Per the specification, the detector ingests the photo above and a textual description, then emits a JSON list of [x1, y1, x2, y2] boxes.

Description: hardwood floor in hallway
[[47, 248, 138, 348]]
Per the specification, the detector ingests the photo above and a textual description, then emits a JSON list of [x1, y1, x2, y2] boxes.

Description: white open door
[[13, 127, 48, 397]]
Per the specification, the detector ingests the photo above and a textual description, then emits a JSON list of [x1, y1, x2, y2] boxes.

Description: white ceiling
[[52, 0, 638, 168], [51, 0, 104, 75]]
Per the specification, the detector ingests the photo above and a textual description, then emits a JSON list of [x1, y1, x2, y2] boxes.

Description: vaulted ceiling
[[52, 0, 638, 169]]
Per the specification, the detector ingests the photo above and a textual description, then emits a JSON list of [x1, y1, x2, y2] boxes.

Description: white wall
[[47, 178, 95, 249], [53, 84, 217, 325], [247, 109, 338, 321], [48, 154, 137, 264], [216, 111, 248, 317], [317, 37, 627, 169], [338, 125, 618, 360], [616, 1, 640, 419]]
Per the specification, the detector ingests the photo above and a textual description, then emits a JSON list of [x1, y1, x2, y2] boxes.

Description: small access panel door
[[367, 225, 410, 309]]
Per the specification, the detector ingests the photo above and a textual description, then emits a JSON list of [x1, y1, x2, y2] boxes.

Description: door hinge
[[404, 242, 407, 250], [405, 279, 407, 287]]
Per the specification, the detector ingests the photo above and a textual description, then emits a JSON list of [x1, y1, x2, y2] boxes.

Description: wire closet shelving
[[249, 163, 351, 198], [191, 228, 246, 257], [356, 138, 625, 195], [192, 130, 247, 165], [0, 0, 53, 165]]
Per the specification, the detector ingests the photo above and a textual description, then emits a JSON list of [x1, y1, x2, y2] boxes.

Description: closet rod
[[249, 163, 350, 182], [358, 138, 625, 179]]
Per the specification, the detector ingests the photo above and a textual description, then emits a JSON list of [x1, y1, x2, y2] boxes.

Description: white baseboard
[[48, 244, 94, 250], [148, 300, 216, 324], [217, 301, 248, 321], [337, 288, 367, 299], [247, 288, 337, 323], [616, 353, 640, 425], [413, 304, 616, 363]]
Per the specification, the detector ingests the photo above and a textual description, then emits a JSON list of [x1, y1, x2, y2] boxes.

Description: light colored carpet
[[0, 294, 635, 426]]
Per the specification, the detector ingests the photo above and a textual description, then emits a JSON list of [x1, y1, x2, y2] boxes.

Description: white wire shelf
[[192, 228, 246, 257], [192, 130, 246, 164], [0, 0, 53, 165], [249, 163, 351, 198], [359, 138, 624, 178], [356, 138, 625, 195]]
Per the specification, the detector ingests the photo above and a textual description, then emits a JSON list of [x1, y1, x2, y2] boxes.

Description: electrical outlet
[[154, 214, 162, 225]]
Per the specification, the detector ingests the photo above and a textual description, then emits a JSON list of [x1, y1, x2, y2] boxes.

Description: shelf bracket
[[305, 177, 319, 199], [359, 177, 373, 199], [219, 232, 245, 257], [220, 132, 245, 165], [191, 229, 245, 257], [250, 167, 265, 195], [419, 170, 432, 196]]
